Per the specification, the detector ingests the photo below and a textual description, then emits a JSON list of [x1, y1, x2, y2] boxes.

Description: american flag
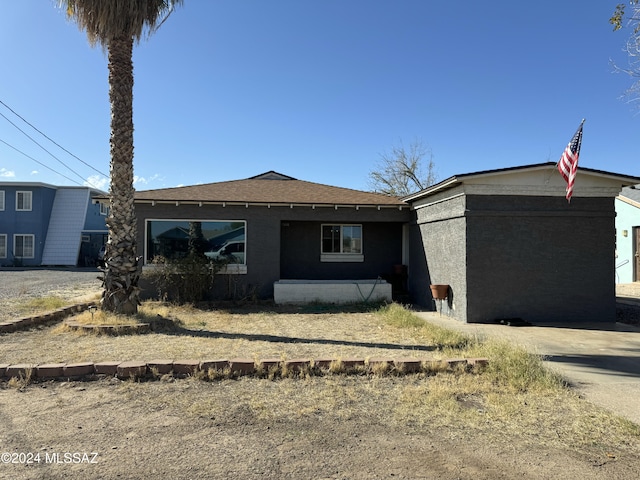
[[557, 120, 584, 202]]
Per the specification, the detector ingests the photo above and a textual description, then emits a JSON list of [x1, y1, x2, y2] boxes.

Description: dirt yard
[[1, 270, 640, 479], [1, 376, 639, 480]]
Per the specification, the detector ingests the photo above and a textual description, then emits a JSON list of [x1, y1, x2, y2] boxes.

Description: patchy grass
[[2, 301, 640, 461], [377, 302, 471, 349], [15, 296, 69, 316]]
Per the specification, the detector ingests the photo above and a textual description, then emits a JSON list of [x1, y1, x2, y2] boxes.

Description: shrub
[[144, 254, 229, 304]]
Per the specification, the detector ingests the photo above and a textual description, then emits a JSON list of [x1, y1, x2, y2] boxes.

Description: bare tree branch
[[368, 140, 438, 196], [611, 1, 640, 107]]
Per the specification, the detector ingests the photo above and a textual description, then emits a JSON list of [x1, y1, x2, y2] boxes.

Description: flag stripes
[[557, 120, 584, 202]]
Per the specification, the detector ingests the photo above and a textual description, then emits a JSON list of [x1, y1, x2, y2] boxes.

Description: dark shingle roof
[[134, 172, 405, 207]]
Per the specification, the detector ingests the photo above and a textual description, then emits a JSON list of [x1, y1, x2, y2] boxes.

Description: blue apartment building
[[0, 182, 108, 267]]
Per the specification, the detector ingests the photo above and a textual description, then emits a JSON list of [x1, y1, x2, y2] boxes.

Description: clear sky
[[0, 1, 638, 193]]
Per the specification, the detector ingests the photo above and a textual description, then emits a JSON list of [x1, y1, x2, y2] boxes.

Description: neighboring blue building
[[0, 182, 108, 267], [615, 185, 640, 283]]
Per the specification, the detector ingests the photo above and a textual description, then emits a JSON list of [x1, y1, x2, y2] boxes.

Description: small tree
[[368, 140, 437, 196], [610, 1, 640, 105]]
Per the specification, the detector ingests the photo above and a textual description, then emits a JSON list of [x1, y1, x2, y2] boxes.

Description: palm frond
[[59, 0, 183, 46]]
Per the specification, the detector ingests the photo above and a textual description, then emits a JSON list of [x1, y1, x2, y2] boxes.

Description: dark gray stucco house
[[134, 171, 411, 301], [131, 164, 639, 324], [403, 162, 640, 324]]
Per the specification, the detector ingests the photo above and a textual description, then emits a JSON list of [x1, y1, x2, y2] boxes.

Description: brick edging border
[[0, 357, 489, 382], [0, 301, 489, 382], [0, 301, 98, 334]]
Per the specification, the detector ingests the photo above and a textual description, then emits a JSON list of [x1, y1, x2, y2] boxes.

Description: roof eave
[[134, 199, 409, 210]]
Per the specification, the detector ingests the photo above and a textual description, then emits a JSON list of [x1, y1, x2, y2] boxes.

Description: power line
[[0, 99, 109, 178], [0, 137, 85, 187], [0, 110, 101, 187]]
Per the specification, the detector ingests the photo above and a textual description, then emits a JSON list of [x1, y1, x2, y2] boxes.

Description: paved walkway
[[417, 291, 640, 425]]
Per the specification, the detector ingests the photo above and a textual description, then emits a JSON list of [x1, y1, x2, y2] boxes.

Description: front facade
[[404, 163, 640, 324], [133, 165, 638, 324], [615, 186, 640, 283], [134, 172, 411, 300], [0, 182, 108, 267]]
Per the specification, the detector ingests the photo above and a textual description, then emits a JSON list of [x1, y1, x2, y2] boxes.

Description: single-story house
[[131, 164, 640, 324], [134, 171, 411, 302], [615, 186, 640, 283], [0, 182, 108, 267]]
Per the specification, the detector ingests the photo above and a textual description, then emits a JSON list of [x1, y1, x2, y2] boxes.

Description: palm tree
[[60, 0, 183, 314]]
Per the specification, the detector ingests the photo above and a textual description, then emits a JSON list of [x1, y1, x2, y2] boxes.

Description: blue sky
[[0, 1, 638, 193]]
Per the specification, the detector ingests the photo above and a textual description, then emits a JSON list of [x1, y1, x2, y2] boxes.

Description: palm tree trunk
[[102, 34, 141, 314]]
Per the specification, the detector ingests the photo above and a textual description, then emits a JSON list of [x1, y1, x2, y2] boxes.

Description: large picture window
[[321, 224, 363, 262], [14, 234, 35, 258], [146, 220, 246, 264], [16, 191, 32, 211]]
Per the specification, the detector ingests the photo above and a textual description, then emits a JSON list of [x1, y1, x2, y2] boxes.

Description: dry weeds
[[2, 300, 640, 478], [0, 302, 448, 364]]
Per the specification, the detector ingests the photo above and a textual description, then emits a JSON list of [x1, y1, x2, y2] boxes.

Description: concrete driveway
[[416, 307, 640, 425]]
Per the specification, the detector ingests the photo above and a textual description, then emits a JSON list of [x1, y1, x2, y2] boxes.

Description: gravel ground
[[0, 268, 103, 322], [0, 268, 102, 300]]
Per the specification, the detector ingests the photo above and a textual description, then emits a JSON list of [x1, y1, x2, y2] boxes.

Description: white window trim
[[0, 234, 7, 258], [320, 253, 364, 263], [16, 191, 32, 211], [320, 224, 364, 262], [0, 190, 5, 211], [100, 202, 109, 215], [14, 234, 35, 259]]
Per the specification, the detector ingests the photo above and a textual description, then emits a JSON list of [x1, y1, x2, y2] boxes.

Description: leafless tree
[[610, 1, 640, 107], [368, 140, 437, 197]]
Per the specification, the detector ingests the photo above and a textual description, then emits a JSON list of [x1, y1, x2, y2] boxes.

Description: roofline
[[0, 181, 107, 196], [0, 181, 59, 189], [617, 194, 640, 209], [402, 162, 640, 202], [132, 199, 410, 210]]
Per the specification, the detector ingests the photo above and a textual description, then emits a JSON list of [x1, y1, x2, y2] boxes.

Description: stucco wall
[[409, 194, 467, 321], [280, 221, 404, 280], [135, 202, 410, 300], [465, 196, 616, 323], [615, 198, 639, 283]]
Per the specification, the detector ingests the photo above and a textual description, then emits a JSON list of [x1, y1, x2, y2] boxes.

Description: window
[[100, 202, 109, 215], [14, 234, 35, 258], [145, 220, 246, 266], [16, 191, 32, 211], [0, 190, 4, 211], [0, 234, 6, 258], [321, 224, 363, 262]]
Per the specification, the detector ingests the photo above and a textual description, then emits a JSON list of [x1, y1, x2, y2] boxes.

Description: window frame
[[320, 224, 364, 262], [0, 190, 5, 211], [0, 234, 7, 258], [16, 191, 32, 211], [99, 202, 109, 216], [14, 234, 35, 259]]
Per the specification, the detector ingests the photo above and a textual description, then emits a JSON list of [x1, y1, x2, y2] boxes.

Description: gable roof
[[402, 162, 640, 203], [134, 171, 407, 208]]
